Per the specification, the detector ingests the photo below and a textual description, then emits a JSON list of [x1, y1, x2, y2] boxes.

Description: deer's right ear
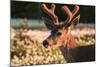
[[43, 17, 57, 30]]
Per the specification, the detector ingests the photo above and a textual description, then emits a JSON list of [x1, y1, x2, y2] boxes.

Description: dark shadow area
[[72, 45, 95, 62], [60, 45, 95, 63]]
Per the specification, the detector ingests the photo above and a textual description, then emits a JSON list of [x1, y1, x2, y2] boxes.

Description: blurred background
[[11, 0, 95, 28]]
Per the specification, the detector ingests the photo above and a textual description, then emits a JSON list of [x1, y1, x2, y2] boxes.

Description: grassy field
[[11, 28, 66, 66]]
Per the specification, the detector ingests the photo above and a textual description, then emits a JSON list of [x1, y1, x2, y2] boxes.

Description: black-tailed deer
[[41, 4, 95, 63], [41, 4, 80, 49], [41, 4, 80, 62]]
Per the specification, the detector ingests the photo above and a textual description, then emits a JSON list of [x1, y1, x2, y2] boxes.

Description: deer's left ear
[[71, 14, 80, 29]]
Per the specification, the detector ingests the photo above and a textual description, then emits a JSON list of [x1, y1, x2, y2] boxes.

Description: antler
[[62, 5, 80, 27], [41, 4, 59, 25], [41, 4, 80, 29]]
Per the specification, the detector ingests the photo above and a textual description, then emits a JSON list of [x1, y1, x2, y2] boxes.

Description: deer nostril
[[43, 40, 48, 48]]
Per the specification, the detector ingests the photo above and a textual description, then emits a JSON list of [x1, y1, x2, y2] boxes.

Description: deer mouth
[[43, 40, 49, 48]]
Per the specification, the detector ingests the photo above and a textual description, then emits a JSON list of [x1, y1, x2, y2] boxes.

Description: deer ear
[[71, 14, 80, 29], [43, 17, 57, 30]]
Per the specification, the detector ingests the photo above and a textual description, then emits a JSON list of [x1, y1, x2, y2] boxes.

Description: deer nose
[[43, 40, 48, 48]]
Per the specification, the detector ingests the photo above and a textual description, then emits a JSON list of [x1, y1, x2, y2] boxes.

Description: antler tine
[[62, 5, 73, 23], [72, 5, 79, 17], [62, 5, 79, 25], [41, 4, 59, 25], [50, 4, 55, 13]]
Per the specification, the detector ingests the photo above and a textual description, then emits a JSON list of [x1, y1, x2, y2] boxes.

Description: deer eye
[[57, 32, 62, 36]]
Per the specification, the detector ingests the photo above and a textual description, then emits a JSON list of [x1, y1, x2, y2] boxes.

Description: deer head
[[41, 4, 80, 49]]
